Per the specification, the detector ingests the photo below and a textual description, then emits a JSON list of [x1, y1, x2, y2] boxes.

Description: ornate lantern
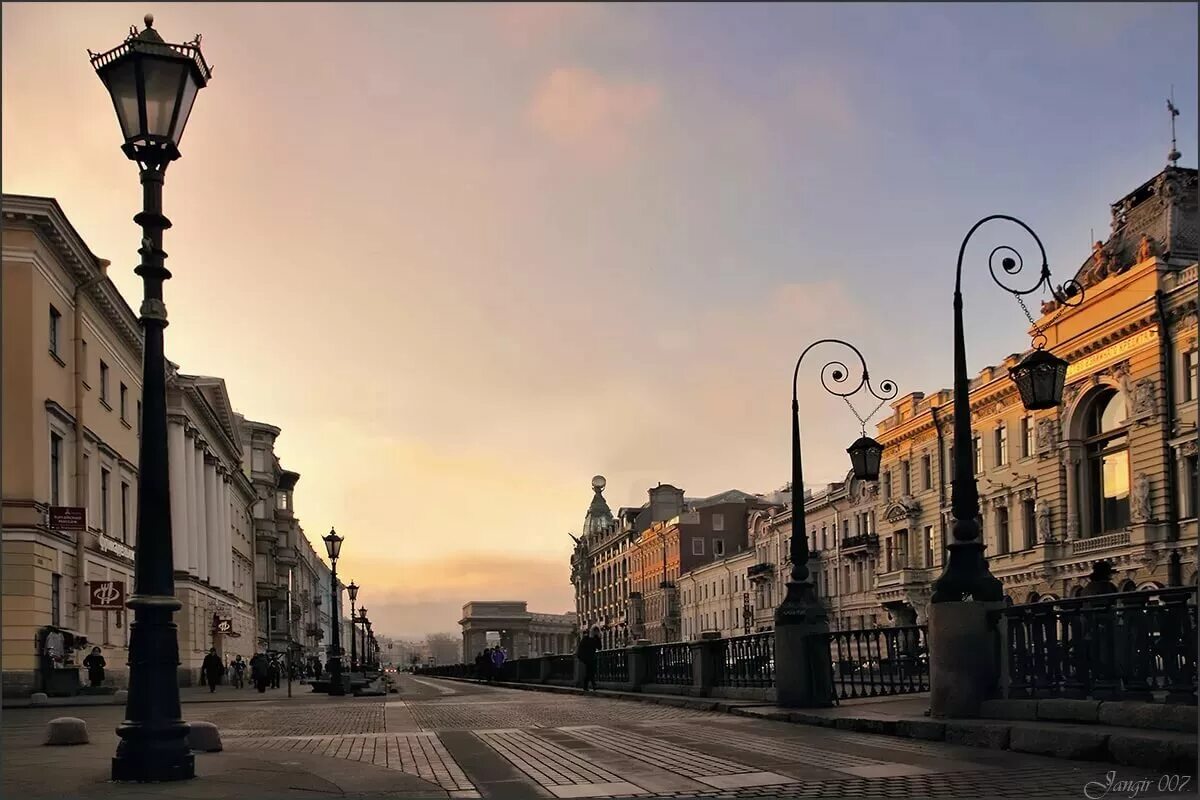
[[1009, 347, 1069, 411], [846, 435, 885, 482]]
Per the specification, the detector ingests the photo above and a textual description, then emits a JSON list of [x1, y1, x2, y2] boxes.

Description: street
[[1, 674, 1190, 799]]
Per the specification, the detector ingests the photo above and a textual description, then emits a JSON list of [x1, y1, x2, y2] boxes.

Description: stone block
[[186, 721, 223, 752], [1036, 698, 1100, 723], [979, 699, 1038, 720], [29, 692, 48, 706], [112, 690, 128, 705], [1009, 725, 1108, 761], [929, 601, 1002, 719], [1108, 731, 1199, 773], [897, 719, 946, 741], [1098, 701, 1198, 733], [44, 717, 88, 746], [944, 721, 1011, 749], [853, 717, 899, 736]]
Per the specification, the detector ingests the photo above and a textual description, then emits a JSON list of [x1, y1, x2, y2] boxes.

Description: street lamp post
[[358, 609, 368, 675], [91, 14, 211, 784], [776, 340, 894, 622], [774, 340, 894, 708], [931, 217, 1080, 604], [346, 582, 359, 672], [322, 529, 345, 696]]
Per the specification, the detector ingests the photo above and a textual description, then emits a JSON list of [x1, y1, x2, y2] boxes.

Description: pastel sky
[[3, 3, 1196, 638]]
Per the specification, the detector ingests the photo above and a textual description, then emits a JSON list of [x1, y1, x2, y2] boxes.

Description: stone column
[[205, 457, 220, 585], [184, 431, 198, 576], [929, 600, 1003, 718], [219, 474, 231, 592], [1063, 448, 1082, 540], [195, 445, 209, 582], [168, 420, 189, 573]]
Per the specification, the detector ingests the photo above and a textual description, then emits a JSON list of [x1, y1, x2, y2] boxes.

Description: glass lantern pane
[[103, 61, 141, 140], [141, 58, 186, 138], [171, 71, 200, 146]]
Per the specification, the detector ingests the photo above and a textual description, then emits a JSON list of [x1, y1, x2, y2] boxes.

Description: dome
[[582, 475, 614, 537]]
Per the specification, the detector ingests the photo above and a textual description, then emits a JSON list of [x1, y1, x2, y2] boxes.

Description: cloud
[[527, 67, 662, 162], [493, 3, 590, 47]]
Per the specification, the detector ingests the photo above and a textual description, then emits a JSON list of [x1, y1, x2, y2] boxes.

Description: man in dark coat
[[83, 646, 106, 688], [1080, 560, 1119, 597], [269, 656, 282, 689], [576, 628, 601, 692], [250, 651, 270, 693], [201, 648, 223, 693]]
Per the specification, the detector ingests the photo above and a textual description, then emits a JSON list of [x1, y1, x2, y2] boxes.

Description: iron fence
[[714, 632, 775, 688], [648, 642, 693, 685], [596, 648, 628, 683], [997, 586, 1197, 703], [825, 625, 929, 700], [547, 654, 575, 682]]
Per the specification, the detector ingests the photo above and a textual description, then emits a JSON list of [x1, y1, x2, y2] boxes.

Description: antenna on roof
[[1167, 86, 1182, 167]]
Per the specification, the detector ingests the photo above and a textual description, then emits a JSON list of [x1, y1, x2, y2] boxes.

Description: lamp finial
[[144, 13, 154, 28]]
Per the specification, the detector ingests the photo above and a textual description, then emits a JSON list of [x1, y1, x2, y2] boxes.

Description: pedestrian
[[83, 646, 106, 688], [201, 648, 223, 693], [474, 649, 487, 681], [1080, 560, 1119, 596], [269, 656, 282, 689], [250, 651, 269, 693], [232, 655, 246, 689], [490, 645, 506, 681], [576, 627, 601, 692]]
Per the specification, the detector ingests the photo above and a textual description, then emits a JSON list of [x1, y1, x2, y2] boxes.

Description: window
[[1183, 452, 1199, 519], [277, 491, 288, 511], [1084, 389, 1130, 536], [49, 305, 62, 357], [1022, 498, 1036, 549], [51, 574, 62, 627], [996, 507, 1010, 555], [713, 539, 725, 556], [120, 383, 128, 421], [101, 468, 111, 534], [995, 425, 1009, 467], [972, 433, 983, 474], [100, 361, 110, 405], [692, 538, 704, 556], [921, 455, 932, 490], [901, 461, 911, 495], [82, 455, 90, 511], [252, 448, 266, 472], [1021, 415, 1035, 458], [50, 432, 63, 505], [136, 401, 142, 436], [121, 482, 130, 543], [924, 525, 934, 567], [820, 525, 827, 550], [1185, 350, 1198, 402], [882, 470, 891, 501], [81, 341, 88, 385], [711, 513, 725, 531]]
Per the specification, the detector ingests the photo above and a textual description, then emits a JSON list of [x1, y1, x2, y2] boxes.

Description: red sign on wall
[[89, 580, 126, 610]]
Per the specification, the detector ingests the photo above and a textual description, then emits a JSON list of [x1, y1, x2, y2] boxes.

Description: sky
[[3, 2, 1196, 639]]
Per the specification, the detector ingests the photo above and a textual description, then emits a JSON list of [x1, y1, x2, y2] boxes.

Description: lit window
[[1084, 390, 1130, 536]]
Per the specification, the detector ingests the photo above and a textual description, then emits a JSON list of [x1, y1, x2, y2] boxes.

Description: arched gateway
[[459, 602, 576, 663]]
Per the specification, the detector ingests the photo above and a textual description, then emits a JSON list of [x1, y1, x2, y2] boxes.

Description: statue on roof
[[1136, 234, 1156, 264]]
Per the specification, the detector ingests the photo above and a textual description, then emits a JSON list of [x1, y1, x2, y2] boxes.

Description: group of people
[[80, 645, 329, 694], [472, 645, 508, 682]]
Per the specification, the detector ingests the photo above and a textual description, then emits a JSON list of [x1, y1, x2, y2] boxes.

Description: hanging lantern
[[1009, 347, 1069, 411], [846, 436, 885, 482]]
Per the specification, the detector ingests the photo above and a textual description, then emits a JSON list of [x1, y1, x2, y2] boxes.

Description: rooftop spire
[[1168, 87, 1182, 167]]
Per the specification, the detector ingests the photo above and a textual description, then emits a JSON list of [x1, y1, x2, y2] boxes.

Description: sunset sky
[[3, 3, 1196, 638]]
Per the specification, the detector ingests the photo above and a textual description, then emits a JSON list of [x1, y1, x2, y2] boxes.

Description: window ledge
[[99, 399, 112, 412], [49, 350, 66, 367], [120, 419, 131, 430], [82, 381, 91, 392]]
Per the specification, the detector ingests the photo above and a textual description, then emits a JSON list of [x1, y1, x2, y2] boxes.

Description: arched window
[[1026, 590, 1041, 604], [1119, 579, 1137, 593], [1084, 389, 1130, 536]]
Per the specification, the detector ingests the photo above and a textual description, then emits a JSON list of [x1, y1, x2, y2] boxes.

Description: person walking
[[576, 627, 601, 692], [83, 646, 106, 688], [231, 655, 246, 689], [490, 646, 506, 681], [201, 648, 223, 693], [269, 656, 282, 689], [250, 651, 270, 693]]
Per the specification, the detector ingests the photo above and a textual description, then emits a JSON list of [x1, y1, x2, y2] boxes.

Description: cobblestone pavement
[[2, 675, 1195, 799]]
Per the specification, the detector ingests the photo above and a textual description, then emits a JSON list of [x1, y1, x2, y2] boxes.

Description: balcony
[[841, 534, 880, 552], [276, 546, 298, 566], [746, 563, 773, 580]]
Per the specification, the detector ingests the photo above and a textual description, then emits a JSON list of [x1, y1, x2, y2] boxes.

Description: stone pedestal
[[690, 632, 722, 695], [538, 656, 552, 684], [774, 585, 833, 709], [627, 640, 651, 690], [929, 601, 1001, 718]]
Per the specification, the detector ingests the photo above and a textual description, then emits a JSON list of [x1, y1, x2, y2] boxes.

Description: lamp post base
[[774, 580, 827, 626], [112, 735, 195, 782], [930, 540, 1004, 603]]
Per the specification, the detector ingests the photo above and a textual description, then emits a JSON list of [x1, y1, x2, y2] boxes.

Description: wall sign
[[89, 580, 125, 610]]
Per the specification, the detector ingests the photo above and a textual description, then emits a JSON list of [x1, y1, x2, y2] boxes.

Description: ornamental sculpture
[[1130, 473, 1151, 523]]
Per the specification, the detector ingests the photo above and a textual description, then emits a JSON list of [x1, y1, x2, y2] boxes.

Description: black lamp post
[[358, 608, 369, 675], [91, 14, 211, 784], [346, 581, 359, 672], [776, 340, 896, 624], [322, 528, 345, 696], [931, 216, 1081, 603]]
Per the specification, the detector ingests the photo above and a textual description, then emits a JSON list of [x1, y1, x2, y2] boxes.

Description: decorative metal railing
[[825, 625, 929, 700], [648, 642, 693, 685], [596, 648, 628, 683], [996, 587, 1197, 703], [714, 632, 775, 688], [547, 654, 575, 682], [517, 657, 541, 681]]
